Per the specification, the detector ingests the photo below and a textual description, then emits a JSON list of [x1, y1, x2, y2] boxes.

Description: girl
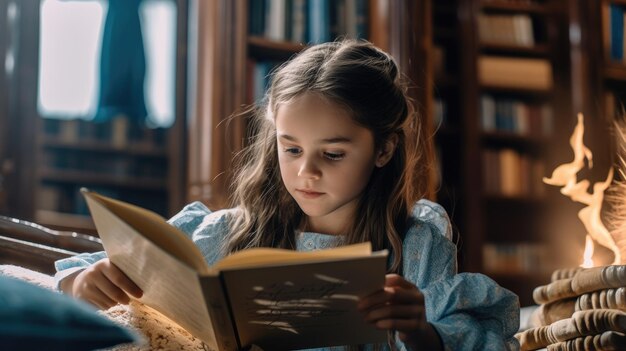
[[55, 40, 520, 350]]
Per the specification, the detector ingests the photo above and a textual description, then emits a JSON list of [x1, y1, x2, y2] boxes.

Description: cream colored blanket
[[0, 265, 207, 351]]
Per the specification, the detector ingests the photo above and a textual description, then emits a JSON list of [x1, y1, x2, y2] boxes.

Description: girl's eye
[[324, 152, 345, 161], [284, 147, 301, 156]]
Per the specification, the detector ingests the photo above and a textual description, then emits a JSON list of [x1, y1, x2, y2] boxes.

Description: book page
[[214, 242, 373, 270], [82, 190, 209, 274], [221, 253, 388, 350], [84, 194, 222, 349]]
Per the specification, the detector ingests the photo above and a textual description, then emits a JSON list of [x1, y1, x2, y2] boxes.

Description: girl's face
[[275, 93, 381, 235]]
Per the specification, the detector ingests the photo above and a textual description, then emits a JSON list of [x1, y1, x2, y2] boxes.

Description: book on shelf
[[482, 149, 545, 197], [291, 0, 306, 43], [499, 148, 521, 197], [249, 0, 367, 44], [37, 186, 62, 212], [478, 55, 553, 90], [478, 13, 534, 47], [480, 95, 552, 136], [59, 119, 79, 143], [81, 190, 388, 351], [247, 59, 281, 104], [605, 91, 618, 121], [266, 0, 286, 41], [432, 45, 445, 79], [605, 3, 626, 63]]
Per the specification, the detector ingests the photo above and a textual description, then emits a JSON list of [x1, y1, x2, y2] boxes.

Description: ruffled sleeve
[[168, 202, 236, 265], [401, 199, 520, 351]]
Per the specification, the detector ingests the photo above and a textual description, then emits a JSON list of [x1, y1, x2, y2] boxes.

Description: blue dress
[[55, 200, 520, 350]]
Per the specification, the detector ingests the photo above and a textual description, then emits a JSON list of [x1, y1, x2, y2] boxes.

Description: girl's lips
[[296, 189, 324, 198]]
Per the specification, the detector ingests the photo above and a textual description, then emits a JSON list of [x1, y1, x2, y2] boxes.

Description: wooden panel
[[370, 0, 436, 200], [186, 0, 247, 209], [169, 0, 190, 215], [0, 215, 102, 253], [15, 0, 39, 221], [0, 215, 103, 274], [0, 236, 73, 275], [0, 1, 9, 215]]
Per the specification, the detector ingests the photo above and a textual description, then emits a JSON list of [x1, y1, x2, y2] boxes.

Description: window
[[37, 0, 177, 128]]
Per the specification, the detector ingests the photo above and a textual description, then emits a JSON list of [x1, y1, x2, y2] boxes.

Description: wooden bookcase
[[34, 119, 185, 233], [427, 0, 575, 306]]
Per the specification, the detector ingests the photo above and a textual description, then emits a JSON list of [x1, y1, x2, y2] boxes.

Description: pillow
[[0, 275, 141, 350]]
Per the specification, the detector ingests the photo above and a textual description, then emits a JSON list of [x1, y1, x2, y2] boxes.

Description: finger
[[385, 274, 418, 290], [360, 286, 424, 311], [385, 285, 424, 305], [88, 285, 118, 310], [94, 269, 132, 304], [364, 304, 424, 323], [358, 287, 395, 311], [76, 283, 117, 310], [101, 262, 143, 298]]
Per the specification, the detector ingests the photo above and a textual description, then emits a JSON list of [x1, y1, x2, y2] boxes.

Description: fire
[[543, 113, 620, 266], [581, 235, 594, 268]]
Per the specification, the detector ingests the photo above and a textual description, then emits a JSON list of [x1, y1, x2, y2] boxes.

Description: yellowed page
[[84, 194, 222, 350], [83, 190, 209, 274], [214, 242, 372, 270]]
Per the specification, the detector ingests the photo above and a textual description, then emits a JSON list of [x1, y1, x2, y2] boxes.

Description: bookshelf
[[431, 0, 574, 306], [34, 118, 175, 233]]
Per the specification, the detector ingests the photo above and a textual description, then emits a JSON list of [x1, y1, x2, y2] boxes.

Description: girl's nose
[[298, 158, 322, 180]]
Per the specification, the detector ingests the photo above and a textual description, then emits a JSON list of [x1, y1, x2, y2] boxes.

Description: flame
[[543, 113, 621, 266], [581, 235, 594, 268]]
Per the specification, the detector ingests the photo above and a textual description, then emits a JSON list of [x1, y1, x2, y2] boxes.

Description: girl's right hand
[[68, 259, 143, 310]]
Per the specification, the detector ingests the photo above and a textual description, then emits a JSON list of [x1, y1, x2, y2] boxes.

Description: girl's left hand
[[357, 274, 443, 350]]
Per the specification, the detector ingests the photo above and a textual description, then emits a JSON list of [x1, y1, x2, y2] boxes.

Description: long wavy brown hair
[[225, 39, 432, 274]]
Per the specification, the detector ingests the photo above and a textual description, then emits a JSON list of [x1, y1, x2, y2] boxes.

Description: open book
[[82, 190, 388, 351]]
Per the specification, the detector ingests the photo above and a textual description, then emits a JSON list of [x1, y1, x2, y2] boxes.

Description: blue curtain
[[93, 0, 147, 125]]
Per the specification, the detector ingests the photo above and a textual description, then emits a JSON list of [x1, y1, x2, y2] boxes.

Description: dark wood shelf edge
[[39, 169, 168, 190], [481, 131, 548, 144], [604, 0, 626, 6], [604, 63, 626, 82], [41, 137, 168, 158], [483, 194, 546, 204], [480, 1, 556, 15], [480, 43, 550, 57], [480, 84, 553, 96], [247, 36, 305, 61], [35, 210, 96, 233], [485, 270, 551, 281]]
